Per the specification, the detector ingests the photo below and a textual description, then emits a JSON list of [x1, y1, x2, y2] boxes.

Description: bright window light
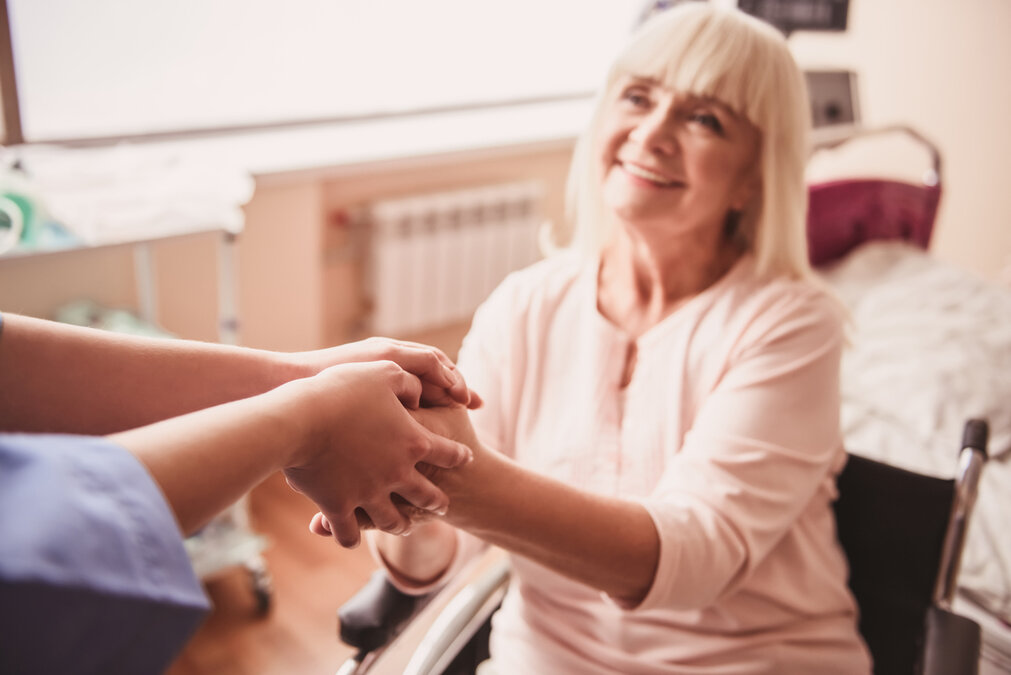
[[8, 0, 643, 142]]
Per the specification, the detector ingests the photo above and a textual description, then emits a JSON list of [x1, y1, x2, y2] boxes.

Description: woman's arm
[[446, 439, 659, 604], [369, 520, 460, 587], [0, 313, 474, 434], [111, 360, 473, 546], [367, 406, 660, 605]]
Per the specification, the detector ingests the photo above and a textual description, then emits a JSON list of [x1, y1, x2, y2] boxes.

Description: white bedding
[[820, 241, 1011, 623]]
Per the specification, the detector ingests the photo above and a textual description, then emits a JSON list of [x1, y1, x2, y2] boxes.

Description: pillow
[[806, 179, 940, 266]]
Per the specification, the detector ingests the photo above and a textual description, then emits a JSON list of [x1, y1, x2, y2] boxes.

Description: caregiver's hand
[[286, 337, 482, 410], [308, 403, 485, 539], [282, 361, 473, 548]]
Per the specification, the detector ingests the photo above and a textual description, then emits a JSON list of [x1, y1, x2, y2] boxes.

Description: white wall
[[790, 0, 1011, 280], [5, 0, 635, 142], [4, 0, 1009, 344]]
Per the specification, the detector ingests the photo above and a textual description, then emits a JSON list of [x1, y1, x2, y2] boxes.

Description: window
[[4, 1, 643, 144]]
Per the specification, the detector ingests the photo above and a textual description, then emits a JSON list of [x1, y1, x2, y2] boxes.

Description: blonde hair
[[551, 3, 813, 279]]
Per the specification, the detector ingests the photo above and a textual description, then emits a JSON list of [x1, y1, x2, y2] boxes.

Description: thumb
[[418, 426, 474, 469]]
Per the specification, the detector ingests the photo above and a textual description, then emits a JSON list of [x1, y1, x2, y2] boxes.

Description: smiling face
[[598, 75, 761, 244], [563, 5, 812, 279]]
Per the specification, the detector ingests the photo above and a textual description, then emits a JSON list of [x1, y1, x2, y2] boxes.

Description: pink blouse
[[377, 253, 872, 674]]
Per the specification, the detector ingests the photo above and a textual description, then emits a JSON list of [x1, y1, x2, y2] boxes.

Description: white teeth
[[622, 163, 676, 185]]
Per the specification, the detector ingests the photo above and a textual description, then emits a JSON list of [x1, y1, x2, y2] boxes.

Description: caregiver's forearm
[[437, 448, 660, 605], [110, 381, 304, 535], [0, 313, 303, 434]]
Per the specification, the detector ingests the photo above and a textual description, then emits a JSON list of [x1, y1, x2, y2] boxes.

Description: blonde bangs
[[608, 5, 786, 129]]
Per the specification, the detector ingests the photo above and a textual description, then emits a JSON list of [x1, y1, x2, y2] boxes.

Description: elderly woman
[[327, 4, 871, 673]]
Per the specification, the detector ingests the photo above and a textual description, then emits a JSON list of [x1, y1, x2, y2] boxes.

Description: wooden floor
[[166, 472, 377, 675]]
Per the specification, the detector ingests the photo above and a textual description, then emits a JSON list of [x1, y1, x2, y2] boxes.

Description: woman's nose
[[628, 108, 677, 155]]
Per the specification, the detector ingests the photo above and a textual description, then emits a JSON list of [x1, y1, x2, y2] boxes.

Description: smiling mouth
[[620, 162, 682, 187]]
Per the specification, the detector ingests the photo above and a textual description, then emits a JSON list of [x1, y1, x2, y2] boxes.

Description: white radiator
[[368, 181, 544, 336]]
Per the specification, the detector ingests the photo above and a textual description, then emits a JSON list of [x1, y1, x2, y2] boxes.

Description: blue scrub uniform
[[0, 434, 210, 674]]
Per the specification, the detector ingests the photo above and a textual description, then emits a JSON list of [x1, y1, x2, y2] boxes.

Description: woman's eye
[[621, 89, 650, 107], [690, 112, 723, 133]]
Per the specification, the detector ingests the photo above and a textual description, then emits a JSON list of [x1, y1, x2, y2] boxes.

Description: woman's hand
[[281, 361, 473, 548], [409, 405, 484, 457], [286, 337, 482, 410]]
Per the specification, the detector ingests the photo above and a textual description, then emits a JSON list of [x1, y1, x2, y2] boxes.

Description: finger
[[417, 428, 473, 468], [392, 340, 456, 369], [363, 501, 411, 535], [388, 345, 458, 391], [388, 368, 423, 409], [444, 368, 473, 407], [385, 346, 472, 408], [326, 510, 362, 549], [419, 380, 455, 408], [285, 475, 304, 493], [392, 492, 436, 522], [309, 512, 331, 536], [466, 388, 484, 409], [395, 477, 451, 515], [355, 507, 376, 530]]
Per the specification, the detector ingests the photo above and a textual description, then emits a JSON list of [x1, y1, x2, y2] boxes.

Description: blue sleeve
[[0, 434, 210, 675]]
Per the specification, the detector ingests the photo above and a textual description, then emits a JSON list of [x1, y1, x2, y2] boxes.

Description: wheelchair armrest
[[402, 556, 509, 675], [336, 549, 510, 675], [338, 570, 434, 654], [921, 606, 982, 675]]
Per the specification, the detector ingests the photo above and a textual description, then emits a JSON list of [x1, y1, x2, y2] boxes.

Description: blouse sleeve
[[457, 276, 521, 459], [0, 433, 208, 674], [632, 290, 846, 612]]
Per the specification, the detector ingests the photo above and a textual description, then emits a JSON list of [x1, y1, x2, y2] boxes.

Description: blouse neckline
[[585, 252, 754, 347]]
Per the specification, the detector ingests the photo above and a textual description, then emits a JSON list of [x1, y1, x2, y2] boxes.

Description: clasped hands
[[278, 337, 485, 548]]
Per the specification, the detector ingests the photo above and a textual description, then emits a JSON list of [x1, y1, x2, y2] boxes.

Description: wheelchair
[[336, 419, 989, 675]]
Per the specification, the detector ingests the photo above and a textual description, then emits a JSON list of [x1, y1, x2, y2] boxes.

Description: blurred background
[[1, 1, 1008, 673], [1, 0, 1008, 352]]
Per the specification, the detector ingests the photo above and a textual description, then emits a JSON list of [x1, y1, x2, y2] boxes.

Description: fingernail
[[435, 506, 448, 516]]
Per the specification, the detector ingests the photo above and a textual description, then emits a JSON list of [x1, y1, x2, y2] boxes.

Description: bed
[[808, 125, 1011, 673]]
